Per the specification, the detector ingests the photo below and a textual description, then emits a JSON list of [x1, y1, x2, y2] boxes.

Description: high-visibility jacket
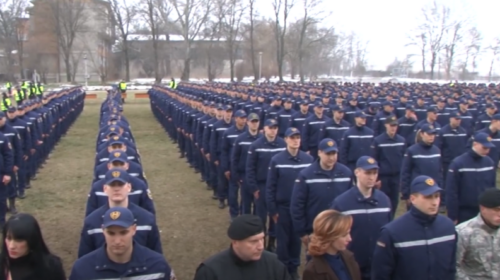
[[119, 82, 127, 90], [36, 85, 43, 96], [1, 98, 11, 111], [5, 82, 11, 89], [14, 89, 22, 101], [169, 81, 177, 89]]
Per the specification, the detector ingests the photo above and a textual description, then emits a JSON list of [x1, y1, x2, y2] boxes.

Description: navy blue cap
[[382, 101, 394, 106], [7, 107, 16, 113], [209, 102, 216, 107], [300, 100, 309, 105], [224, 105, 233, 111], [234, 110, 247, 118], [406, 105, 415, 111], [331, 105, 344, 112], [427, 107, 437, 113], [354, 111, 367, 118], [106, 125, 120, 135], [102, 207, 135, 228], [104, 168, 130, 185], [486, 103, 496, 109], [410, 175, 442, 195], [264, 119, 278, 127], [318, 138, 338, 153], [108, 135, 125, 146], [459, 99, 467, 104], [314, 101, 323, 107], [216, 104, 224, 110], [356, 156, 379, 170], [472, 132, 495, 148], [449, 111, 462, 119], [202, 101, 209, 106], [248, 113, 260, 121], [284, 98, 293, 103], [384, 115, 398, 125], [285, 127, 300, 137], [108, 150, 128, 163], [420, 123, 437, 134]]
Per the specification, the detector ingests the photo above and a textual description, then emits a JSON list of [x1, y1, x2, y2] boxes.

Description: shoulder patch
[[295, 179, 300, 183], [147, 189, 153, 200], [7, 142, 12, 149]]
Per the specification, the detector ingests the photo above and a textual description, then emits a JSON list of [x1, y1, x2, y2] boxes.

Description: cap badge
[[114, 152, 120, 157], [110, 211, 120, 220], [425, 178, 434, 186], [429, 125, 434, 129], [487, 136, 492, 142], [327, 141, 334, 147], [112, 171, 120, 178], [113, 136, 119, 140], [291, 128, 297, 132], [367, 158, 375, 164], [110, 127, 115, 131]]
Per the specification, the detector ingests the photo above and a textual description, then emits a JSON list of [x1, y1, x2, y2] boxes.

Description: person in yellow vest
[[29, 82, 36, 99], [1, 92, 11, 112], [13, 86, 23, 105], [118, 80, 127, 103], [168, 78, 177, 89], [36, 82, 43, 97], [21, 81, 28, 98], [5, 82, 12, 96]]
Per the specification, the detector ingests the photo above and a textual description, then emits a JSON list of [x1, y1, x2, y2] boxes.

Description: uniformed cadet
[[246, 118, 286, 251], [474, 114, 500, 168], [456, 188, 500, 280], [331, 156, 391, 280], [93, 150, 146, 184], [474, 103, 496, 131], [397, 105, 418, 143], [290, 138, 352, 253], [231, 112, 262, 215], [86, 168, 154, 216], [221, 109, 247, 218], [371, 175, 457, 280], [372, 101, 395, 136], [71, 207, 175, 280], [210, 105, 234, 209], [275, 99, 295, 138], [203, 104, 223, 197], [291, 100, 311, 133], [6, 106, 30, 199], [411, 107, 442, 146], [457, 99, 474, 136], [439, 111, 468, 183], [78, 170, 162, 258], [301, 101, 330, 159], [13, 86, 24, 105], [266, 127, 313, 278], [339, 111, 374, 171], [0, 130, 13, 226], [319, 105, 349, 146], [95, 135, 140, 167], [5, 81, 11, 95], [401, 123, 442, 210], [0, 112, 22, 213], [446, 132, 496, 224]]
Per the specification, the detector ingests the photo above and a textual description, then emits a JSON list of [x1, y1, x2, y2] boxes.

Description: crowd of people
[[148, 81, 500, 280]]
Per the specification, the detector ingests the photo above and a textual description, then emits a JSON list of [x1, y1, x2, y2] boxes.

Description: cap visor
[[481, 142, 495, 148], [109, 158, 127, 164], [103, 221, 133, 228], [109, 141, 124, 145], [249, 117, 259, 121], [266, 124, 278, 128], [426, 129, 437, 134], [321, 147, 338, 153], [418, 186, 442, 196], [386, 121, 398, 125], [286, 132, 301, 137], [359, 164, 379, 170], [106, 178, 127, 185]]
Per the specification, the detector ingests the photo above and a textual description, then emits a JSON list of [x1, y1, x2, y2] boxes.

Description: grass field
[[15, 97, 499, 279]]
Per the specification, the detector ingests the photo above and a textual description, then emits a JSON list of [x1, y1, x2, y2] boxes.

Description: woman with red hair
[[303, 210, 361, 280]]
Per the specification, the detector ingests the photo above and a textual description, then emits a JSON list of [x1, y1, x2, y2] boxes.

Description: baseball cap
[[7, 107, 16, 113], [108, 150, 128, 163], [216, 104, 224, 110], [224, 105, 233, 111], [17, 105, 24, 110], [234, 110, 247, 118], [354, 111, 367, 118], [356, 156, 379, 170], [248, 113, 260, 121], [382, 101, 394, 107], [318, 138, 338, 153], [384, 115, 398, 125], [427, 107, 437, 113], [106, 125, 120, 136], [300, 100, 309, 106], [472, 132, 495, 148], [104, 168, 130, 185], [486, 103, 496, 109], [410, 175, 442, 196], [420, 123, 437, 134], [332, 105, 344, 112], [102, 207, 135, 228], [314, 101, 323, 107], [108, 135, 125, 146], [405, 105, 415, 111], [285, 127, 300, 137], [264, 119, 278, 127], [449, 112, 462, 119]]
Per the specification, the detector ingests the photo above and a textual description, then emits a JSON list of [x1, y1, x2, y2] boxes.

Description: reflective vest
[[119, 82, 127, 90], [5, 82, 11, 89], [21, 82, 28, 89], [14, 90, 22, 101], [1, 98, 11, 111], [169, 81, 177, 89], [36, 85, 43, 96]]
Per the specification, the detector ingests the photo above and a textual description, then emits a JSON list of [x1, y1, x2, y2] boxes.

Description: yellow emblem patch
[[113, 136, 119, 140], [367, 158, 375, 164], [429, 125, 434, 129], [114, 152, 120, 157], [110, 211, 120, 220], [112, 171, 120, 178], [425, 178, 434, 186], [110, 127, 115, 131], [487, 137, 492, 142], [327, 141, 334, 147]]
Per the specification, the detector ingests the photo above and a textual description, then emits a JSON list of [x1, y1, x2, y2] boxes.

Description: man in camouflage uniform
[[456, 188, 500, 280]]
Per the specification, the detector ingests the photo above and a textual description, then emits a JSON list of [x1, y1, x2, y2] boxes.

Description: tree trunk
[[165, 33, 171, 77], [181, 43, 191, 81], [249, 11, 258, 81], [430, 52, 437, 80], [64, 55, 71, 82], [229, 50, 235, 82], [123, 42, 130, 81], [489, 59, 494, 82], [153, 39, 160, 83]]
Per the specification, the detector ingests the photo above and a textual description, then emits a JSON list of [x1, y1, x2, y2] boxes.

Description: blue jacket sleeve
[[231, 139, 242, 183], [209, 127, 217, 161], [372, 116, 380, 136], [220, 132, 230, 172], [301, 122, 309, 151], [245, 144, 258, 194], [371, 228, 397, 280], [141, 188, 156, 215], [290, 173, 309, 237], [265, 158, 279, 216], [84, 190, 98, 217], [339, 131, 349, 164], [13, 132, 23, 167], [148, 223, 163, 254], [400, 149, 413, 200], [445, 161, 460, 221], [77, 222, 94, 258], [23, 127, 32, 155], [1, 135, 14, 176], [202, 126, 211, 153]]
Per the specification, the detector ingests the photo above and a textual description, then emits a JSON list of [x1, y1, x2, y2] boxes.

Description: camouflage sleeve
[[455, 227, 472, 280]]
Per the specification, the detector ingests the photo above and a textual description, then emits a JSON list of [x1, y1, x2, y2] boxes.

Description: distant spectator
[[0, 213, 66, 280]]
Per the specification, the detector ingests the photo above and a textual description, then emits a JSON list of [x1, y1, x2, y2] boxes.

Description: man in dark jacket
[[193, 215, 291, 280]]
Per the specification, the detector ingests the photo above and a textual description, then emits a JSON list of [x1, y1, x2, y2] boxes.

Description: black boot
[[8, 198, 17, 214], [266, 236, 276, 252], [218, 199, 225, 209]]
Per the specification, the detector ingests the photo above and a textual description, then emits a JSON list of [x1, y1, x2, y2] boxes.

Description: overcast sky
[[256, 0, 500, 75]]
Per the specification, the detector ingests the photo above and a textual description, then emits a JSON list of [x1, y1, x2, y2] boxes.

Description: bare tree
[[459, 27, 482, 79], [107, 0, 136, 81], [140, 0, 162, 83], [220, 0, 245, 81], [0, 0, 27, 80], [46, 0, 89, 82], [203, 0, 225, 80], [169, 0, 212, 81], [487, 37, 500, 82], [271, 0, 295, 81], [442, 21, 463, 80], [406, 33, 428, 75], [247, 0, 258, 81], [153, 0, 174, 77]]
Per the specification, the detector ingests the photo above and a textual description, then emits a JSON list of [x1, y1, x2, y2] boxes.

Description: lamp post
[[258, 52, 263, 82], [84, 54, 88, 87]]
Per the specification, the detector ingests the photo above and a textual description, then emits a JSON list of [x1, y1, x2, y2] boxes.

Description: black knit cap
[[227, 215, 263, 240], [479, 188, 500, 208]]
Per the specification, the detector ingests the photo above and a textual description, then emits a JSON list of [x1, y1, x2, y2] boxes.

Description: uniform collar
[[409, 206, 437, 225], [94, 242, 148, 272], [352, 186, 378, 205]]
